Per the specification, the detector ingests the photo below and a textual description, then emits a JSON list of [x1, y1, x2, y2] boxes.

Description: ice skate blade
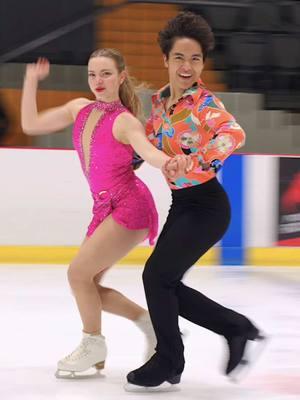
[[228, 334, 269, 383], [124, 381, 180, 393], [55, 363, 105, 380]]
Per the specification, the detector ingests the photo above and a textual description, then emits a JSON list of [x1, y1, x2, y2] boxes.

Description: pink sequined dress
[[73, 100, 158, 245]]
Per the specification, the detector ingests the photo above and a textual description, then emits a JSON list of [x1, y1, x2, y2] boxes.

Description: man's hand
[[162, 155, 193, 180]]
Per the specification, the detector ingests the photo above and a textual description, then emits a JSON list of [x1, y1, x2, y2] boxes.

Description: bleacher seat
[[184, 0, 246, 33], [269, 33, 300, 91], [226, 33, 269, 91], [244, 1, 283, 32]]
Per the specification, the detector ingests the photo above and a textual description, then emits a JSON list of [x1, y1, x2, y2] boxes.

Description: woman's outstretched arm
[[21, 57, 89, 135]]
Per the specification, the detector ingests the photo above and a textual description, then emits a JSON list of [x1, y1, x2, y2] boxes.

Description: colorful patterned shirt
[[146, 80, 246, 190]]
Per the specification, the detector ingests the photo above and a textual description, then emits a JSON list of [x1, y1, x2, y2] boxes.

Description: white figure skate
[[55, 333, 107, 378], [135, 312, 189, 362], [135, 312, 157, 362]]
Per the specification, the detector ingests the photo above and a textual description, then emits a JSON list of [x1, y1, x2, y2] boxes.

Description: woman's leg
[[57, 215, 149, 377], [67, 214, 148, 334], [94, 269, 146, 321], [94, 276, 157, 361]]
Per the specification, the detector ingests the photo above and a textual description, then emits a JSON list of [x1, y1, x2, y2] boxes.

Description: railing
[[0, 0, 249, 63]]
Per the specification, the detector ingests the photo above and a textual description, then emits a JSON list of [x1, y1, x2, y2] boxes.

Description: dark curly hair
[[158, 11, 215, 60]]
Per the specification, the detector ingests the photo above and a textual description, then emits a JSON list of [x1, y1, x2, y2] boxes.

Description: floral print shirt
[[146, 80, 246, 190]]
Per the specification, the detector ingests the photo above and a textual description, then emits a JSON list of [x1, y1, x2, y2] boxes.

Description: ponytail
[[119, 75, 143, 121]]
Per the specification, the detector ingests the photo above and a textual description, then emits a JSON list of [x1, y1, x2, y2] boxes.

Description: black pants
[[143, 178, 255, 369]]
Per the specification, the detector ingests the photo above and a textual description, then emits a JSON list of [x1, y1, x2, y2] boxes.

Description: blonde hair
[[89, 48, 143, 120]]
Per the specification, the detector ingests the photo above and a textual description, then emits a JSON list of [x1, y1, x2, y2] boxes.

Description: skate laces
[[63, 336, 100, 362], [63, 340, 90, 362]]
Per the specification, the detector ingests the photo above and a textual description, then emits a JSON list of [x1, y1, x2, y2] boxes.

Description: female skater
[[21, 49, 189, 378], [126, 12, 265, 391]]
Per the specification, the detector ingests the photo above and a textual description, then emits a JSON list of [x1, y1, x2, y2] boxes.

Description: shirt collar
[[152, 79, 205, 104]]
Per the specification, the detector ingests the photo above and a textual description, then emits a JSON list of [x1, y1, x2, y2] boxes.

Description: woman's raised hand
[[25, 57, 50, 81]]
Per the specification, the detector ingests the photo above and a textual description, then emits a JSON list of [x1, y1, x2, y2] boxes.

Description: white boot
[[55, 332, 107, 378], [134, 312, 157, 362]]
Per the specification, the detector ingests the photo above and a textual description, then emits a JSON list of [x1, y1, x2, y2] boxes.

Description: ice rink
[[1, 265, 299, 400]]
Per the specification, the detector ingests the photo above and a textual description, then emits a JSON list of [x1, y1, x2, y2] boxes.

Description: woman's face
[[87, 56, 125, 102], [164, 37, 204, 95]]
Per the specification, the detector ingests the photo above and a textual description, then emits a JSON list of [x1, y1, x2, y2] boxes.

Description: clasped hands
[[162, 155, 194, 180]]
